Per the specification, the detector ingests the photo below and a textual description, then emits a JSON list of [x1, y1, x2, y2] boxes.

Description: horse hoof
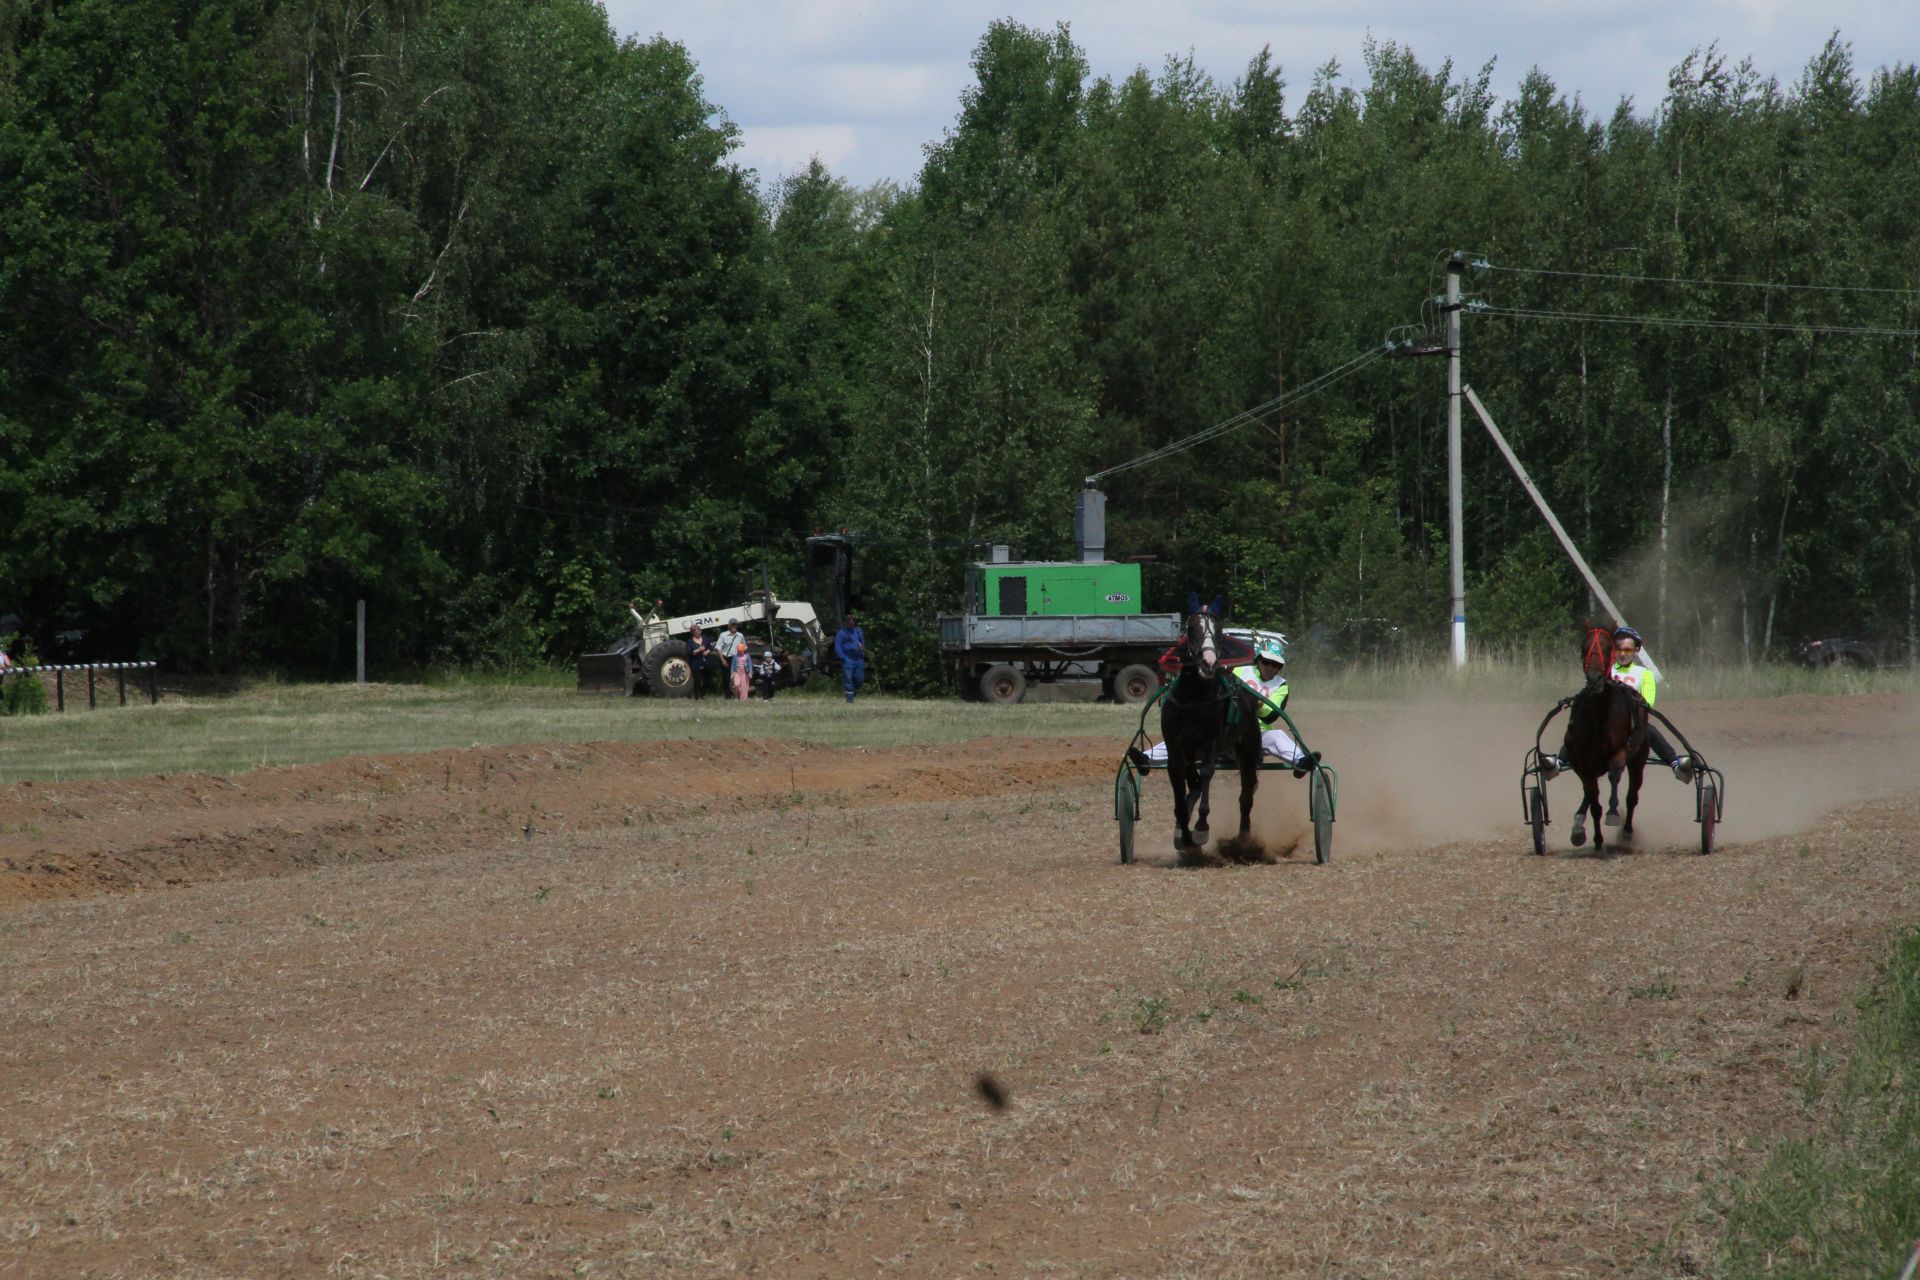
[[1604, 809, 1622, 828], [1570, 826, 1588, 848], [1193, 828, 1211, 847]]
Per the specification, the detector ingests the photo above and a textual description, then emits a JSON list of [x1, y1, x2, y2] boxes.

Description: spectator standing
[[755, 648, 782, 700], [716, 620, 746, 666], [684, 624, 713, 698], [835, 613, 867, 703], [729, 642, 753, 701]]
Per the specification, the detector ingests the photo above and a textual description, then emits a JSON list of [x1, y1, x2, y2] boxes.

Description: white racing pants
[[1141, 727, 1305, 768]]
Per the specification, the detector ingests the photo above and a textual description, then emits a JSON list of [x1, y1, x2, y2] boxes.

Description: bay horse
[[1562, 623, 1651, 851], [1159, 594, 1267, 865]]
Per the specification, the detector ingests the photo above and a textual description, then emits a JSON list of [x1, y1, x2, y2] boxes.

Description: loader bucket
[[577, 652, 635, 695]]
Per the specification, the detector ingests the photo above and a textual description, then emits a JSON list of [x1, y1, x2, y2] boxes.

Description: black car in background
[[1797, 636, 1882, 669], [0, 612, 98, 664]]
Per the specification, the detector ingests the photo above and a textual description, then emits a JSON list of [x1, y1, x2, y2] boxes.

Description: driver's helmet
[[1255, 636, 1286, 665]]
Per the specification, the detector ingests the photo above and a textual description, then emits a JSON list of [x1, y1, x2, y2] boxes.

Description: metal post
[[86, 666, 95, 709], [149, 665, 158, 705], [1446, 254, 1467, 667], [356, 599, 367, 685], [762, 568, 775, 648], [1463, 385, 1658, 677], [117, 666, 126, 706], [55, 669, 64, 712]]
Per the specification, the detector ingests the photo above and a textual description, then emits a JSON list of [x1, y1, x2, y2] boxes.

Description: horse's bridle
[[1184, 610, 1221, 679], [1581, 627, 1612, 679]]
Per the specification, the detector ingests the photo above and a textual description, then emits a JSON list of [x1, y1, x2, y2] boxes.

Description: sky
[[600, 1, 1919, 191]]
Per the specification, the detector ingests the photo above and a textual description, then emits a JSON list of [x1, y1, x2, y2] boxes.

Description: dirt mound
[[0, 736, 1114, 908], [8, 691, 1914, 908]]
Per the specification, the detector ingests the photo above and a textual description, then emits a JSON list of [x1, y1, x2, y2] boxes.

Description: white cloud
[[608, 2, 1920, 187], [731, 123, 860, 183], [800, 62, 951, 118]]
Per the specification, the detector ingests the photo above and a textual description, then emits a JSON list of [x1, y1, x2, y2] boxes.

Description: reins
[[1167, 670, 1237, 711]]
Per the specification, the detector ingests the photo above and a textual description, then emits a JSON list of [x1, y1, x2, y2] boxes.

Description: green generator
[[968, 555, 1142, 616]]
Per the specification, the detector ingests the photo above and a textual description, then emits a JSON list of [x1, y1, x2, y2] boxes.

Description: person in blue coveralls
[[835, 613, 867, 702]]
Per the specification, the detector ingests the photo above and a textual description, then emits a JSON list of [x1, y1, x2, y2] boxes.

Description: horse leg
[[1169, 762, 1193, 850], [1571, 774, 1602, 848], [1622, 757, 1646, 840], [1193, 764, 1213, 847], [1606, 766, 1623, 825], [1238, 753, 1257, 838]]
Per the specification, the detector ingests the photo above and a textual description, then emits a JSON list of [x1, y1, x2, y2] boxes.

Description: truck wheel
[[643, 641, 696, 698], [1112, 663, 1160, 705], [980, 664, 1026, 705]]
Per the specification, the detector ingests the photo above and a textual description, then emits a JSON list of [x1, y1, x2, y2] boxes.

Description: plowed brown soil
[[2, 693, 1917, 1278]]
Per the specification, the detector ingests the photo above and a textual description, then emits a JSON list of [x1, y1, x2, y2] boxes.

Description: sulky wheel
[[1111, 663, 1160, 705], [1115, 769, 1140, 865], [1527, 785, 1548, 857], [980, 663, 1027, 705], [1698, 781, 1718, 855], [643, 640, 696, 697], [1310, 768, 1333, 865]]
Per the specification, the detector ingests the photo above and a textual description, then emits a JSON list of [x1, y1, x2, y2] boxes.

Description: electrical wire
[[1087, 346, 1388, 482], [1475, 260, 1920, 298], [1471, 303, 1920, 339]]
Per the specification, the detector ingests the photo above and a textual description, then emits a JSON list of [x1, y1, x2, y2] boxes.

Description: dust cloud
[[1250, 689, 1919, 857]]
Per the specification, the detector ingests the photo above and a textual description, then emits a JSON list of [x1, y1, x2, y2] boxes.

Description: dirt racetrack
[[3, 692, 1918, 1277]]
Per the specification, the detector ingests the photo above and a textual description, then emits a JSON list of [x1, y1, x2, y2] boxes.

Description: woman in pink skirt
[[729, 642, 754, 700]]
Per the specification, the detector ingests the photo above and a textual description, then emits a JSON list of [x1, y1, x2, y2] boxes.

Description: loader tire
[[644, 640, 697, 698]]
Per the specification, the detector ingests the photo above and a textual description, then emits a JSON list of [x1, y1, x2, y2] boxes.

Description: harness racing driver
[[1543, 624, 1694, 784], [1129, 635, 1314, 771]]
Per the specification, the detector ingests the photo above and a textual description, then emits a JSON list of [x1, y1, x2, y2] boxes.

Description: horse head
[[1580, 622, 1614, 681], [1182, 593, 1226, 678]]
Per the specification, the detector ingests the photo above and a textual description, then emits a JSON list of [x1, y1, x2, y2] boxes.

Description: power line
[[1471, 303, 1920, 340], [1087, 346, 1388, 483], [1474, 259, 1920, 298]]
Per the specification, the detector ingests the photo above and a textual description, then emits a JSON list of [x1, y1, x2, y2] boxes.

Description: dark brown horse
[[1563, 624, 1651, 850], [1158, 595, 1267, 864]]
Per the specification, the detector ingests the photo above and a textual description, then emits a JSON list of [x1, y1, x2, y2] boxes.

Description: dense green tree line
[[3, 4, 1916, 688]]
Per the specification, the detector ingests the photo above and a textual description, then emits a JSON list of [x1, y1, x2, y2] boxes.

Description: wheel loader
[[578, 535, 856, 698], [576, 591, 833, 698]]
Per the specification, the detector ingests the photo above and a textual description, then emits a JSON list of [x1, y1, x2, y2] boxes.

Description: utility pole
[[1445, 254, 1467, 668]]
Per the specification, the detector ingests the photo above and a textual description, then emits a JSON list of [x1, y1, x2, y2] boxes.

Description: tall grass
[[1715, 925, 1920, 1278]]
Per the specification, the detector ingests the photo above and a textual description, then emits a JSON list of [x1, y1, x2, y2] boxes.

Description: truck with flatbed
[[939, 489, 1179, 704]]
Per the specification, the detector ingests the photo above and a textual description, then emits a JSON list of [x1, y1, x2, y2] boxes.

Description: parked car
[[1797, 637, 1881, 669]]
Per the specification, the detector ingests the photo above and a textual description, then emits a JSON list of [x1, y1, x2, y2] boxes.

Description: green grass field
[[0, 680, 1141, 782], [0, 659, 1911, 784]]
